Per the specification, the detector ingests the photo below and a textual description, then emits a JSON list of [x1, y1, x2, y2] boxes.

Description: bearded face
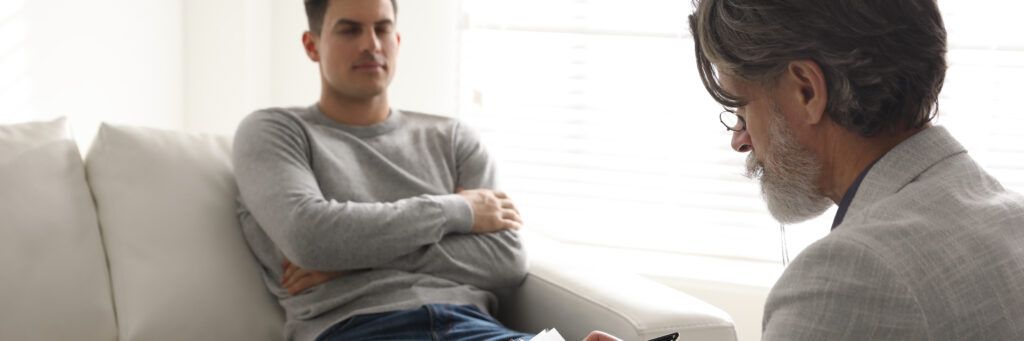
[[745, 103, 833, 224]]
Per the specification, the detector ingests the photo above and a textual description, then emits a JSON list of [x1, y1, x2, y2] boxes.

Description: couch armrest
[[497, 256, 737, 341]]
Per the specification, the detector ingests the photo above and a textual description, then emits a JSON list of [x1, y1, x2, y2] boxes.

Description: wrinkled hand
[[281, 259, 344, 295], [456, 188, 523, 233], [583, 331, 622, 341]]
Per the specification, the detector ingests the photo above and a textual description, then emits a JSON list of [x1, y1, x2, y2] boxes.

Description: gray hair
[[689, 0, 948, 137]]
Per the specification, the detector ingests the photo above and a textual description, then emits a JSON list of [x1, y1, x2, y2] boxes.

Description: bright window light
[[458, 0, 1024, 263]]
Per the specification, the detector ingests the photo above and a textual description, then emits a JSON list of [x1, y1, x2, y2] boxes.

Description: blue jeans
[[315, 304, 534, 341]]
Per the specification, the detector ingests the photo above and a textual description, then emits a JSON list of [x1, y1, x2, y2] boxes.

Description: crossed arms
[[233, 111, 527, 295]]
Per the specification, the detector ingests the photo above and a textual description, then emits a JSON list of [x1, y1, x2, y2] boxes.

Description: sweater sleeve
[[452, 121, 498, 190], [380, 230, 528, 291], [232, 110, 473, 271], [762, 235, 928, 341], [377, 121, 529, 290]]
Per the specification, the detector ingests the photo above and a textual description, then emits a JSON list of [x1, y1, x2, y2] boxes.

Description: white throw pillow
[[86, 123, 284, 341], [0, 118, 117, 341]]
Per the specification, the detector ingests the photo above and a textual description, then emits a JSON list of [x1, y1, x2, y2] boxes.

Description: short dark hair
[[304, 0, 398, 35], [689, 0, 948, 137]]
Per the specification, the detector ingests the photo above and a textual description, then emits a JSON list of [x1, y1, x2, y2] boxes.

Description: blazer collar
[[846, 126, 967, 217]]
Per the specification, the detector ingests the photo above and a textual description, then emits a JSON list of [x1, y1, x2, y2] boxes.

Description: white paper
[[531, 328, 566, 341]]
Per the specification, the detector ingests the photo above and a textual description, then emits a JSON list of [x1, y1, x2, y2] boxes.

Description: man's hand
[[583, 331, 622, 341], [456, 188, 523, 233], [281, 259, 344, 295]]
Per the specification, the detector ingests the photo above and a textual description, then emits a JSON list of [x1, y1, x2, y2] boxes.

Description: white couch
[[0, 118, 737, 341]]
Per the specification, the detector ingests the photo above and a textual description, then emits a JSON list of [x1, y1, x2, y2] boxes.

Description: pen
[[648, 332, 678, 341]]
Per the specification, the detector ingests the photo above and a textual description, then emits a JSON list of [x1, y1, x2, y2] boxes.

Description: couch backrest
[[0, 118, 118, 341], [85, 123, 284, 340]]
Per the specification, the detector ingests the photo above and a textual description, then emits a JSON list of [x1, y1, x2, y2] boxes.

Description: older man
[[689, 0, 1024, 339], [591, 1, 1024, 340]]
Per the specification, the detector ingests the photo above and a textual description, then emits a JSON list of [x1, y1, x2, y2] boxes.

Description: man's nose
[[731, 130, 752, 153], [361, 30, 382, 52]]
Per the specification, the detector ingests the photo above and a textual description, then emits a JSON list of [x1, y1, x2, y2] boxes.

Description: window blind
[[457, 0, 1024, 263]]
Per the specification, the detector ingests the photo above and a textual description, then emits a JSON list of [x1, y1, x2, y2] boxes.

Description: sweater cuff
[[434, 194, 473, 234]]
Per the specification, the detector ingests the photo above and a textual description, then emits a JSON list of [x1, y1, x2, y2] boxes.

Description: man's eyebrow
[[332, 19, 394, 28], [332, 19, 360, 28]]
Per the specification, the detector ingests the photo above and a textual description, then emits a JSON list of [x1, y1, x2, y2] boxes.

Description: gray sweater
[[233, 104, 528, 341]]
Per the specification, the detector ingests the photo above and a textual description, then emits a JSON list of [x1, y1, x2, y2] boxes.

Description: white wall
[[2, 0, 460, 141], [1, 0, 184, 150], [269, 0, 321, 110], [389, 0, 462, 117], [182, 0, 273, 135]]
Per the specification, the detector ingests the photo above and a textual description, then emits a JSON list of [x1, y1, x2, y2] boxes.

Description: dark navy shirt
[[831, 159, 882, 230]]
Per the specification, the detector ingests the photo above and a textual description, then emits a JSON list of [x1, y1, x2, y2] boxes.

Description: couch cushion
[[0, 118, 118, 341], [86, 123, 283, 340]]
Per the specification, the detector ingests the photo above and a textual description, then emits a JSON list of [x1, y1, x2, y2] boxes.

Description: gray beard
[[745, 108, 832, 224]]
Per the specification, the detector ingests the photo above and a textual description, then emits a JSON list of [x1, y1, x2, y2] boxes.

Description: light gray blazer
[[762, 126, 1024, 340]]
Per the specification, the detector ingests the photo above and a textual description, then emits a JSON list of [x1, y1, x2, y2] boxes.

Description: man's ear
[[302, 31, 320, 62], [785, 60, 828, 125]]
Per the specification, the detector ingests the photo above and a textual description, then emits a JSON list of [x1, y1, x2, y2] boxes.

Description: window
[[457, 0, 1024, 264]]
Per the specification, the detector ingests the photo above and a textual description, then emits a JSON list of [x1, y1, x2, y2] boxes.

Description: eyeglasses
[[719, 110, 746, 132]]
